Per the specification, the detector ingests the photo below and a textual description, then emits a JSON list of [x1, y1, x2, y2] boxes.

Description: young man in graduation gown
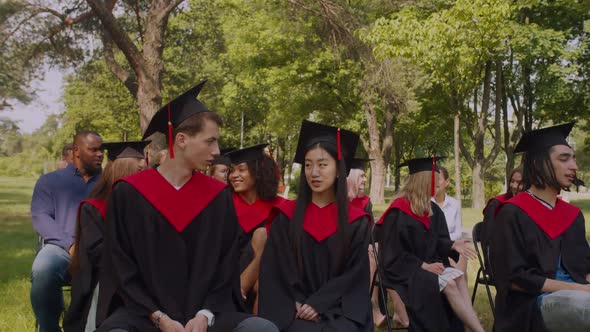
[[65, 140, 149, 332], [96, 81, 278, 332], [491, 122, 590, 332]]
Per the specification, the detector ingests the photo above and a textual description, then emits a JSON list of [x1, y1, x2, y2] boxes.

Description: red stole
[[272, 200, 368, 242], [505, 192, 580, 240], [483, 193, 510, 216], [377, 197, 430, 229], [350, 195, 370, 211], [118, 168, 226, 232], [79, 199, 107, 219], [233, 194, 285, 233]]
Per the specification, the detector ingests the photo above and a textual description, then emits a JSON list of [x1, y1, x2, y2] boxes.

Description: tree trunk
[[363, 101, 386, 204], [454, 112, 462, 202], [86, 0, 181, 134], [471, 61, 492, 209]]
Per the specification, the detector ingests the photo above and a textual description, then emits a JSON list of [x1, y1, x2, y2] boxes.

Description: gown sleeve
[[104, 183, 159, 317], [79, 204, 104, 268], [376, 210, 424, 290], [201, 191, 243, 313], [491, 204, 546, 294], [432, 205, 456, 263], [258, 212, 305, 330]]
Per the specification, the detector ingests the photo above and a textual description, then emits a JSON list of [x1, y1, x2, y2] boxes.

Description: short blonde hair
[[394, 170, 434, 217]]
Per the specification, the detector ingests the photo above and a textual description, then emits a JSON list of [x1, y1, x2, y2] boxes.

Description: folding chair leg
[[471, 268, 482, 304], [369, 229, 394, 332]]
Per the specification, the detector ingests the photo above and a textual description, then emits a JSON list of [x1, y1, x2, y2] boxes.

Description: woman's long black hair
[[288, 142, 351, 275]]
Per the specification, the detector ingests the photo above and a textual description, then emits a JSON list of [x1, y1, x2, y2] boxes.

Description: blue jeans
[[31, 244, 71, 332]]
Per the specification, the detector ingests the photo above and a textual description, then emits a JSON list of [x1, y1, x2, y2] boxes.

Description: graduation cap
[[142, 80, 211, 158], [293, 120, 359, 174], [210, 147, 237, 167], [351, 158, 373, 170], [101, 141, 151, 161], [226, 144, 268, 165], [514, 121, 575, 153], [399, 156, 446, 196]]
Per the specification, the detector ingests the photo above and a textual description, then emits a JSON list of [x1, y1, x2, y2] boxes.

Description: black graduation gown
[[375, 198, 462, 332], [234, 194, 286, 274], [64, 201, 105, 332], [96, 169, 248, 332], [258, 201, 373, 332], [481, 194, 510, 253], [350, 196, 374, 222], [490, 194, 590, 332]]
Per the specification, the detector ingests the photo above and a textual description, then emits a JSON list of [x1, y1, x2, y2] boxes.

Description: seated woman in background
[[259, 120, 373, 331], [432, 166, 466, 273], [208, 147, 235, 183], [347, 158, 408, 327], [226, 144, 284, 314], [481, 166, 523, 252], [376, 156, 482, 332], [64, 140, 149, 332]]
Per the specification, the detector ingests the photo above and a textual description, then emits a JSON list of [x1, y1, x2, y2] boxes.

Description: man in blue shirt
[[31, 130, 103, 332]]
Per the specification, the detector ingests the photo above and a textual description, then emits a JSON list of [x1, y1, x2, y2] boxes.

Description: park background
[[1, 0, 590, 331]]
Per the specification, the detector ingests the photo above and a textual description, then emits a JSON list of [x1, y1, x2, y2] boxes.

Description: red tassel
[[431, 156, 436, 196], [167, 104, 174, 159], [145, 152, 149, 166], [336, 128, 342, 161]]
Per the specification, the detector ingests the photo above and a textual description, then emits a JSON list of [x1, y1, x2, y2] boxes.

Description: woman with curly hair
[[226, 144, 284, 314]]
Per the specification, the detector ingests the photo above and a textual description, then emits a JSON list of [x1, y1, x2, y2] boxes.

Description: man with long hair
[[491, 122, 590, 332]]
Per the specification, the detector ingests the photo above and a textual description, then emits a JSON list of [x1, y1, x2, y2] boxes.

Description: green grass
[[1, 177, 588, 332], [0, 177, 38, 332]]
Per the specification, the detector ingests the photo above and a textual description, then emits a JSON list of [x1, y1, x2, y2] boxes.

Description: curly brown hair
[[230, 155, 279, 201]]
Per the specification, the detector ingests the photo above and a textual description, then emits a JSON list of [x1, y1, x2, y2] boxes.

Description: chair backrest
[[472, 221, 495, 280]]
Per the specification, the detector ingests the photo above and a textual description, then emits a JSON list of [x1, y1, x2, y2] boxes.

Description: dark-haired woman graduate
[[375, 157, 483, 332], [258, 120, 373, 331], [481, 166, 523, 253], [491, 122, 590, 332], [225, 144, 284, 314], [208, 147, 236, 183], [64, 140, 149, 332]]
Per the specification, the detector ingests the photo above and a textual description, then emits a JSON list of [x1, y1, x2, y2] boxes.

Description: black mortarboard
[[514, 121, 575, 153], [398, 156, 446, 174], [210, 147, 237, 167], [399, 156, 446, 196], [293, 120, 359, 174], [351, 158, 373, 170], [226, 144, 268, 165], [142, 81, 211, 158], [101, 141, 151, 161]]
